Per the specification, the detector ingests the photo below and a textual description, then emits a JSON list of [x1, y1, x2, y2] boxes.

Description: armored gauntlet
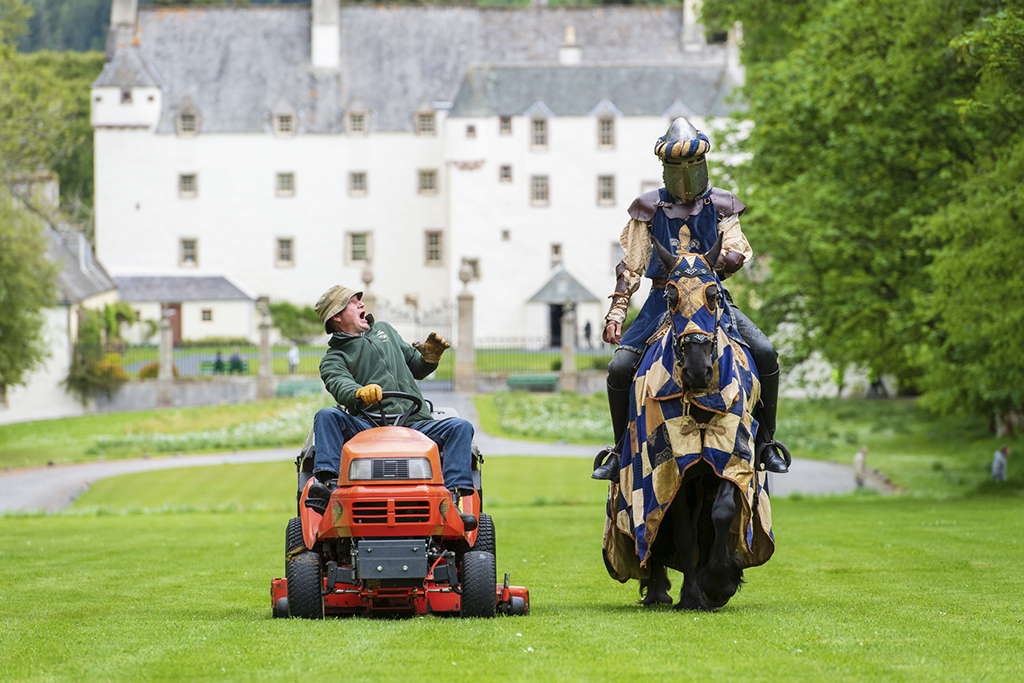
[[412, 332, 450, 364]]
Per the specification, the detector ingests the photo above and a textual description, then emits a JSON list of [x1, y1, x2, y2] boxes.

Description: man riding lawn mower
[[270, 285, 528, 618]]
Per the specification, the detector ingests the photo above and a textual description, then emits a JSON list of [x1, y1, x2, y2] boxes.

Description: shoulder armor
[[710, 188, 746, 218], [627, 189, 664, 222]]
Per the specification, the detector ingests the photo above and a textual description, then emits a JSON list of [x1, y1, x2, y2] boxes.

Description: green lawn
[[2, 458, 1023, 681]]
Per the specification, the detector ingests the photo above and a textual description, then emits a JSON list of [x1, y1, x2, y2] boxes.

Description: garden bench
[[199, 360, 249, 375], [507, 373, 559, 392]]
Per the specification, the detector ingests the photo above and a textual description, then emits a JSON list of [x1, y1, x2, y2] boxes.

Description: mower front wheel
[[286, 551, 324, 619], [460, 550, 496, 618], [285, 517, 305, 556]]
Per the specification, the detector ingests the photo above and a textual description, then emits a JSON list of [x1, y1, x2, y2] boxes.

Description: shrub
[[138, 362, 179, 379], [64, 352, 128, 404]]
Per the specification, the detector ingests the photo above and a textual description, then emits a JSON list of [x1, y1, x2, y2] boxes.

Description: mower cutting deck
[[270, 392, 529, 619]]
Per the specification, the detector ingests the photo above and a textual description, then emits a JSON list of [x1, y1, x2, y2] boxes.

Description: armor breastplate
[[644, 188, 720, 279]]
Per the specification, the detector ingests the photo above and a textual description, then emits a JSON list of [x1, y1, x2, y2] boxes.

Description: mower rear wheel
[[286, 551, 324, 619], [474, 513, 496, 559], [286, 517, 305, 556], [460, 550, 496, 618]]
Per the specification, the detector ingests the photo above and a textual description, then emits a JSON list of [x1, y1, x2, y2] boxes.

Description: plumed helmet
[[655, 118, 711, 203]]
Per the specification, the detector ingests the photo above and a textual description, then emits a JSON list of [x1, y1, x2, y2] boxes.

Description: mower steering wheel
[[354, 391, 425, 428]]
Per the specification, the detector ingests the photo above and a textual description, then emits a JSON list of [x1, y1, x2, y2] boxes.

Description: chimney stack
[[558, 25, 581, 66], [312, 0, 341, 70], [110, 0, 138, 27]]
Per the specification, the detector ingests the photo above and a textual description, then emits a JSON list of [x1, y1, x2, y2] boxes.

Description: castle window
[[425, 231, 443, 265], [347, 232, 371, 263], [202, 309, 213, 322], [349, 113, 365, 134], [500, 116, 512, 135], [179, 174, 197, 198], [121, 89, 132, 104], [598, 117, 615, 148], [466, 124, 476, 138], [350, 172, 367, 196], [499, 165, 512, 183], [277, 238, 294, 267], [531, 175, 549, 206], [532, 119, 547, 148], [180, 239, 198, 267], [277, 173, 295, 197], [418, 170, 438, 194], [598, 175, 616, 205], [551, 243, 562, 268], [416, 113, 435, 136]]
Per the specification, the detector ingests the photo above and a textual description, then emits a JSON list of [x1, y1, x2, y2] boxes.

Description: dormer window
[[181, 114, 196, 134], [350, 113, 365, 134], [121, 89, 132, 104], [175, 97, 202, 136], [276, 115, 293, 134], [598, 117, 615, 148], [532, 119, 548, 149], [416, 112, 436, 136]]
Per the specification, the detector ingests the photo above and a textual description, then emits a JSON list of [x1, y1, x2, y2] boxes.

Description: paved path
[[0, 390, 882, 513]]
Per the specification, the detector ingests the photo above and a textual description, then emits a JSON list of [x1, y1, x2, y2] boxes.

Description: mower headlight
[[349, 459, 373, 480], [407, 458, 432, 480]]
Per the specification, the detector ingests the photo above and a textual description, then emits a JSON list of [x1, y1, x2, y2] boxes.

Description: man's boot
[[592, 385, 631, 482], [452, 489, 478, 531], [305, 472, 336, 515], [754, 369, 792, 474]]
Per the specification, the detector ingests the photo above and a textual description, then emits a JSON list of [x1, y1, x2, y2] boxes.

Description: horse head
[[654, 235, 724, 392]]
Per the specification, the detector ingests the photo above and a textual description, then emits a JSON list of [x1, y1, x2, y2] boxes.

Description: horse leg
[[639, 562, 673, 606], [670, 482, 709, 612], [699, 479, 744, 609]]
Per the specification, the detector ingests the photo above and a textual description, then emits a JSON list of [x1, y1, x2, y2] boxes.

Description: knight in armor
[[592, 118, 790, 480]]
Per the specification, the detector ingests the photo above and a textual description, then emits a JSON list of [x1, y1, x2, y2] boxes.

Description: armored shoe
[[452, 490, 478, 531], [756, 439, 792, 474], [592, 446, 621, 483]]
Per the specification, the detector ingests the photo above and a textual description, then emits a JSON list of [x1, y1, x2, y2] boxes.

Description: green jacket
[[319, 317, 437, 422]]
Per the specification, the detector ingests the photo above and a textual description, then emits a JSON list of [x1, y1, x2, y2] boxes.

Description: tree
[[0, 0, 59, 391], [0, 191, 57, 390]]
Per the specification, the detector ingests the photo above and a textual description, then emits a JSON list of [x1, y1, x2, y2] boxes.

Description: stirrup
[[592, 446, 620, 483]]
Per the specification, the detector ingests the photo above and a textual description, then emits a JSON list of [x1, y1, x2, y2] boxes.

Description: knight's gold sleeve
[[718, 214, 753, 280], [605, 219, 648, 325]]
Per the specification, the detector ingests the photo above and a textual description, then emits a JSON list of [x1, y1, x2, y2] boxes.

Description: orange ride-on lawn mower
[[271, 391, 529, 619]]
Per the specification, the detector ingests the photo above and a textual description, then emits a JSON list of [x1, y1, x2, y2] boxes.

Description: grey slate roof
[[114, 276, 253, 303], [93, 44, 161, 88], [47, 229, 117, 305], [97, 6, 738, 134], [528, 266, 599, 304], [450, 65, 740, 118]]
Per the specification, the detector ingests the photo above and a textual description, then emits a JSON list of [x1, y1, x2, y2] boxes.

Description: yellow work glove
[[355, 384, 382, 405], [412, 332, 450, 364]]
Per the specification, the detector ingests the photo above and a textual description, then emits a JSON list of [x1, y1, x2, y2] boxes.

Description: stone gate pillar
[[454, 263, 476, 393], [559, 302, 578, 392], [257, 298, 275, 400]]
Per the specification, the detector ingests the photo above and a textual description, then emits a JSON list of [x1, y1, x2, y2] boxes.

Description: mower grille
[[372, 459, 410, 479], [394, 500, 430, 523], [352, 501, 388, 524]]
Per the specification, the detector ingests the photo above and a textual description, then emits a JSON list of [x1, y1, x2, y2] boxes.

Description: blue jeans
[[312, 406, 475, 492]]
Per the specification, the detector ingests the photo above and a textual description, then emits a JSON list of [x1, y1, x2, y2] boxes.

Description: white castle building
[[92, 0, 743, 343]]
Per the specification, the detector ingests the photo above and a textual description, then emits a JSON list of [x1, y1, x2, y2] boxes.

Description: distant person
[[992, 445, 1010, 482], [854, 446, 868, 489], [287, 343, 300, 374], [583, 321, 593, 350], [229, 347, 244, 374], [213, 350, 225, 374]]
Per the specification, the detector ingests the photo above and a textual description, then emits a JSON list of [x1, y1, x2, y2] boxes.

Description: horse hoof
[[639, 591, 673, 607]]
